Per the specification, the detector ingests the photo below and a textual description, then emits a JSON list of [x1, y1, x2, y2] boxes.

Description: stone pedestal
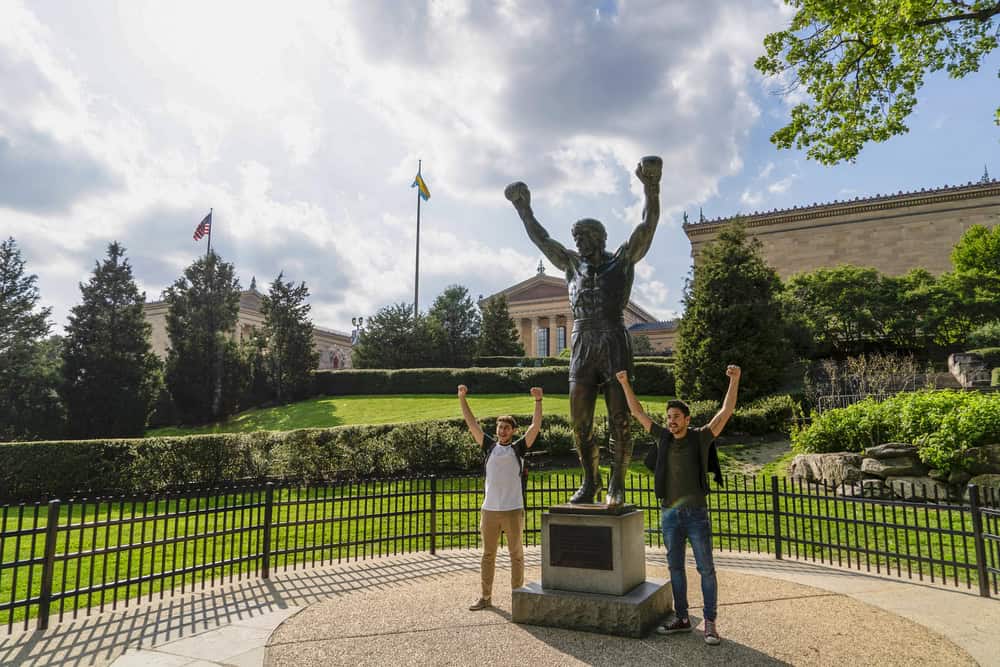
[[512, 504, 671, 637]]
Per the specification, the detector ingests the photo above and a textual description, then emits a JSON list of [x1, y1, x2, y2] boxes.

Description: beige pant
[[479, 509, 525, 598]]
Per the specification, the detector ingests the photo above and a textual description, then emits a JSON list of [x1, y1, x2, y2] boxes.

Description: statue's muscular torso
[[566, 246, 634, 324]]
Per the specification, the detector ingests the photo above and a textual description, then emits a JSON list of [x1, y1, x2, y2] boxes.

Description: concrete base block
[[512, 579, 671, 638]]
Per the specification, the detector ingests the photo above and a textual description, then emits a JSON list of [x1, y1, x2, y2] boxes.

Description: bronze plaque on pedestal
[[549, 524, 613, 570]]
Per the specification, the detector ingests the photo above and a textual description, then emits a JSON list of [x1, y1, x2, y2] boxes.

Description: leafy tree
[[163, 251, 245, 423], [631, 333, 655, 356], [61, 242, 161, 437], [674, 223, 788, 401], [352, 303, 441, 369], [476, 294, 524, 357], [756, 1, 1000, 164], [949, 223, 1000, 323], [781, 265, 895, 356], [261, 273, 319, 402], [0, 238, 63, 440], [427, 285, 480, 367]]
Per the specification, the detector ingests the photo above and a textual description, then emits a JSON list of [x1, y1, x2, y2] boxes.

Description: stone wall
[[685, 181, 1000, 279]]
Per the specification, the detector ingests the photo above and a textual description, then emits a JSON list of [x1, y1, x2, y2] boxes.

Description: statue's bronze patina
[[505, 156, 662, 506]]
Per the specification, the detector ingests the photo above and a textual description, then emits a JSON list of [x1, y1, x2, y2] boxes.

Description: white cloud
[[768, 175, 796, 194]]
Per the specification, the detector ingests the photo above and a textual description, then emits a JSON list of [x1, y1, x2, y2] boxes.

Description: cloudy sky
[[2, 0, 997, 335]]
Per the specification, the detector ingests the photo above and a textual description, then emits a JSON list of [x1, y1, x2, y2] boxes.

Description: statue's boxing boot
[[605, 415, 633, 507], [569, 438, 602, 504]]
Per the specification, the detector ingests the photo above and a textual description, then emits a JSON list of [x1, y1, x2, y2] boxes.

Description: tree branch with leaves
[[756, 0, 999, 164]]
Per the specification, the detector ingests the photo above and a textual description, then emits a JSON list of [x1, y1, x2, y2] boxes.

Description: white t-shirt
[[482, 439, 524, 511]]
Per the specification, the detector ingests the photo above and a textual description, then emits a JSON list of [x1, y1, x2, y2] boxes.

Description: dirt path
[[717, 438, 793, 476]]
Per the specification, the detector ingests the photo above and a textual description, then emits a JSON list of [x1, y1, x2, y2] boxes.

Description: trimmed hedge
[[1, 392, 794, 501], [313, 363, 675, 396], [791, 389, 1000, 473], [993, 368, 1000, 387], [474, 356, 570, 367], [0, 415, 584, 502], [685, 394, 798, 435]]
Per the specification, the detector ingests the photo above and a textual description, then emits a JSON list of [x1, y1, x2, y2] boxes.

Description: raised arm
[[505, 182, 573, 271], [625, 156, 662, 263], [707, 365, 741, 438], [615, 370, 653, 432], [457, 384, 485, 446], [525, 386, 543, 447]]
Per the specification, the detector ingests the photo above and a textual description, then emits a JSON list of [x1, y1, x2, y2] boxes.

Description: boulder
[[964, 444, 1000, 475], [834, 482, 863, 497], [948, 470, 972, 486], [789, 453, 863, 485], [859, 479, 890, 498], [866, 443, 919, 459], [884, 476, 949, 501], [861, 456, 928, 478], [964, 474, 1000, 502]]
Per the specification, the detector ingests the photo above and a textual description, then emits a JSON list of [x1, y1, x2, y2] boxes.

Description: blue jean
[[661, 506, 717, 621]]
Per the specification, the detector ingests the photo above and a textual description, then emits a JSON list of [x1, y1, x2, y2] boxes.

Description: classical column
[[531, 317, 541, 357]]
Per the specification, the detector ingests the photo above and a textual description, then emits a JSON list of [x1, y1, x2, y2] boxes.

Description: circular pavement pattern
[[264, 564, 975, 666]]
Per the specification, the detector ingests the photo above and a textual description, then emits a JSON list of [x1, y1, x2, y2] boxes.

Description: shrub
[[791, 390, 1000, 473], [968, 321, 1000, 348], [474, 356, 570, 367], [312, 364, 672, 396], [0, 414, 587, 501], [647, 394, 796, 435]]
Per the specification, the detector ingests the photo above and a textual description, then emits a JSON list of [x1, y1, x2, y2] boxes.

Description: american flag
[[193, 211, 212, 241]]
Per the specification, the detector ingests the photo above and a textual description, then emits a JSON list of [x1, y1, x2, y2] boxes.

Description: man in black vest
[[616, 365, 741, 646], [505, 156, 662, 506]]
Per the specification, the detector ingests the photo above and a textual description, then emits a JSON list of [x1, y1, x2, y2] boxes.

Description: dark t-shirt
[[649, 424, 714, 509]]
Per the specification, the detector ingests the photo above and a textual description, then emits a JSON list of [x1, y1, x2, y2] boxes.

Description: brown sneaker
[[704, 620, 721, 645], [468, 597, 491, 611], [656, 616, 692, 635]]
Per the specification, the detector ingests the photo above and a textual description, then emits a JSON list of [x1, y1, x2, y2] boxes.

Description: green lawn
[[147, 393, 673, 436]]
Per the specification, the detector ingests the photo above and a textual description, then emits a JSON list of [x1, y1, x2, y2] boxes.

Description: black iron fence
[[2, 474, 998, 634]]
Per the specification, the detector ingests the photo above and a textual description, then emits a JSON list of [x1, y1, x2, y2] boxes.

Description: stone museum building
[[143, 289, 354, 370], [684, 177, 1000, 277], [482, 265, 678, 357]]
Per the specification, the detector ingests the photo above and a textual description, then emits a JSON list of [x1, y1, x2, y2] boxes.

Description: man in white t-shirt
[[458, 384, 543, 611]]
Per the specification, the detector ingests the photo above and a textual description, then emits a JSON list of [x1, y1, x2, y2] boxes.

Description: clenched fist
[[457, 384, 468, 398], [615, 370, 630, 384], [635, 155, 662, 188], [504, 181, 531, 208], [530, 386, 543, 400], [726, 365, 741, 380]]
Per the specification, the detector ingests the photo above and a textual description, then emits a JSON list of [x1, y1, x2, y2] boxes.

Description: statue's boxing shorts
[[568, 319, 634, 386]]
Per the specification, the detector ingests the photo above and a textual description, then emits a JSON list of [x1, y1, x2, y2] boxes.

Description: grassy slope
[[148, 393, 672, 436]]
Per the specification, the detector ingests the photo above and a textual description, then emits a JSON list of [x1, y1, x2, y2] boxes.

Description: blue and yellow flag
[[412, 172, 430, 201]]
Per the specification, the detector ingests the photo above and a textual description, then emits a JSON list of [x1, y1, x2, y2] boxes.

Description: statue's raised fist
[[505, 181, 531, 208], [635, 155, 662, 187]]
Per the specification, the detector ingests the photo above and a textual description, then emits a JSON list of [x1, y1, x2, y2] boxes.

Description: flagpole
[[206, 208, 213, 257], [414, 161, 421, 320]]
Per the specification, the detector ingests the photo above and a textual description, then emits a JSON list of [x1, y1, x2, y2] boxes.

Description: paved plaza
[[1, 549, 997, 666]]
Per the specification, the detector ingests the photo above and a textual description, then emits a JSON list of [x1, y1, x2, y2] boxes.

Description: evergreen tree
[[352, 303, 440, 369], [262, 273, 319, 402], [476, 294, 524, 357], [0, 238, 63, 440], [674, 223, 788, 402], [61, 242, 161, 437], [428, 284, 480, 367], [163, 251, 245, 423]]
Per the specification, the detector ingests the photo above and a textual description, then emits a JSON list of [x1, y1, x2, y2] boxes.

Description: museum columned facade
[[143, 289, 354, 370], [481, 267, 678, 357]]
